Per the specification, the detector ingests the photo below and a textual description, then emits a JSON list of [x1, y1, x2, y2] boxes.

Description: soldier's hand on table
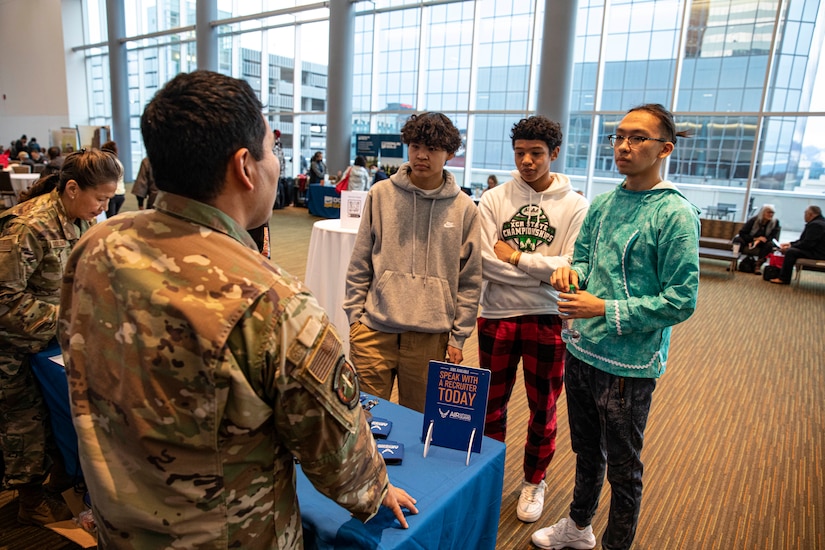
[[383, 483, 418, 528]]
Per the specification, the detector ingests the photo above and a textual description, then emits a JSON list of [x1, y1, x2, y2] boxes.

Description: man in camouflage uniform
[[0, 185, 99, 525], [59, 70, 417, 549]]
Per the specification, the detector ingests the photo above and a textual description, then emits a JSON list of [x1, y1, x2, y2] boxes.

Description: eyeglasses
[[608, 135, 668, 148]]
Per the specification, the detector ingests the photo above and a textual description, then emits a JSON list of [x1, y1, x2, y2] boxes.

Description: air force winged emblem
[[439, 408, 450, 418]]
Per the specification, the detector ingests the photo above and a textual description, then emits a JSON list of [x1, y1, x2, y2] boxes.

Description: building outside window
[[75, 0, 825, 234]]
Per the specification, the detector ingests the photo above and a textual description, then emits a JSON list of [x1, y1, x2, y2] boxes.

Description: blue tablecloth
[[298, 397, 505, 550], [307, 184, 341, 218], [29, 342, 83, 478]]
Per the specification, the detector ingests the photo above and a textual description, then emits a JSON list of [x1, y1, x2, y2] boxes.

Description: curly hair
[[400, 112, 462, 154], [510, 116, 563, 152]]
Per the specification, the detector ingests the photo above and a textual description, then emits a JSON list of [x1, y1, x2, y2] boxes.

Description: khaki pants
[[349, 322, 448, 413]]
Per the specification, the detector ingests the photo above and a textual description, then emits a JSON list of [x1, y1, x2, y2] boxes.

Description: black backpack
[[762, 265, 781, 281], [738, 256, 756, 273]]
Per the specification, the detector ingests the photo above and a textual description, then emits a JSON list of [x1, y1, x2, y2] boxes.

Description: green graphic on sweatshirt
[[501, 204, 556, 252]]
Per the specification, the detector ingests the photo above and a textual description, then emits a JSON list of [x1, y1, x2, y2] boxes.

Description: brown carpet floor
[[2, 203, 823, 549]]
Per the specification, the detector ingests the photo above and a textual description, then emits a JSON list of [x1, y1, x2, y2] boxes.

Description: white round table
[[10, 172, 40, 195], [304, 219, 359, 354]]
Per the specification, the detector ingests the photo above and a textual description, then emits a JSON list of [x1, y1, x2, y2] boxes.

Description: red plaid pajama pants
[[478, 314, 565, 484]]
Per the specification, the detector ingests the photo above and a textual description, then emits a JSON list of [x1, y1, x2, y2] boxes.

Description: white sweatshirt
[[478, 170, 589, 318]]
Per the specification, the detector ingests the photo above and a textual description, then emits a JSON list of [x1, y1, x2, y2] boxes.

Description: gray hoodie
[[344, 162, 482, 349]]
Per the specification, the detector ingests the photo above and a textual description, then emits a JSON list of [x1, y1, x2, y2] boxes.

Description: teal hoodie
[[567, 181, 700, 378]]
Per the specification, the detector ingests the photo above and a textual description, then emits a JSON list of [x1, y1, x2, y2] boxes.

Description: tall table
[[304, 219, 359, 353], [298, 396, 505, 549]]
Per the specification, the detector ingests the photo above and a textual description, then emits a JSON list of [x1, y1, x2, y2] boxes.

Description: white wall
[[0, 0, 85, 149]]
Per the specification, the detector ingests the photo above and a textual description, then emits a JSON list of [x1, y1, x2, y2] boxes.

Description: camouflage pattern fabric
[[59, 191, 388, 549], [0, 189, 90, 486]]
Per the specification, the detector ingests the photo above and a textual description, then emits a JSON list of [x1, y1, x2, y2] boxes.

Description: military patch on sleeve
[[332, 357, 360, 409], [303, 325, 342, 384]]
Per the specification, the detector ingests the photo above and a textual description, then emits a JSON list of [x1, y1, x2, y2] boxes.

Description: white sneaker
[[517, 479, 547, 523], [531, 516, 596, 549]]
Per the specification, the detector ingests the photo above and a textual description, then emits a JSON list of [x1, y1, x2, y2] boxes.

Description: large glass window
[[76, 0, 825, 235]]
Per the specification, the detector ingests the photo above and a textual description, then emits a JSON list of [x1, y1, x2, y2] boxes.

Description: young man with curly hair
[[344, 112, 482, 412], [478, 115, 589, 523]]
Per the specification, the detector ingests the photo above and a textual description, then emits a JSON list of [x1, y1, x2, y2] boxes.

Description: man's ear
[[658, 142, 675, 159], [231, 148, 254, 191], [550, 146, 560, 162]]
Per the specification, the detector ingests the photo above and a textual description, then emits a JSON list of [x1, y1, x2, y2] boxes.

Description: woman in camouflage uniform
[[0, 149, 120, 526]]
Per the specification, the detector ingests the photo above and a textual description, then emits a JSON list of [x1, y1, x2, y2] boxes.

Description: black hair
[[627, 104, 691, 144], [400, 112, 462, 154], [510, 116, 563, 151], [809, 205, 822, 217], [47, 146, 61, 160], [354, 156, 367, 167], [141, 70, 266, 202], [23, 149, 121, 202]]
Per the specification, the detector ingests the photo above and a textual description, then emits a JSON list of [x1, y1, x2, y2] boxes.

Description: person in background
[[348, 155, 371, 191], [132, 156, 158, 209], [309, 151, 326, 183], [483, 174, 498, 194], [478, 116, 589, 523], [769, 205, 825, 284], [0, 149, 120, 526], [46, 147, 64, 172], [370, 163, 389, 184], [28, 137, 41, 153], [12, 135, 27, 158], [731, 204, 780, 272], [344, 112, 482, 413], [29, 150, 47, 166], [59, 70, 416, 549], [101, 141, 126, 217], [533, 104, 700, 550]]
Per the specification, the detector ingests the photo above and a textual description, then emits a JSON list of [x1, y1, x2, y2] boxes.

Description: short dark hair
[[809, 205, 822, 217], [24, 149, 121, 201], [141, 70, 266, 202], [627, 103, 691, 144], [354, 156, 367, 167], [47, 146, 61, 159], [511, 116, 563, 151], [400, 112, 462, 154]]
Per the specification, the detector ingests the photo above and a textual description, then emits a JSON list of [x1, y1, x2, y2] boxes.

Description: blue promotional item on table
[[376, 440, 404, 464], [421, 361, 491, 456], [370, 417, 392, 439], [297, 395, 504, 549]]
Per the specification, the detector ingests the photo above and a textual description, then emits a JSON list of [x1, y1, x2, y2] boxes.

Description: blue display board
[[421, 361, 491, 454]]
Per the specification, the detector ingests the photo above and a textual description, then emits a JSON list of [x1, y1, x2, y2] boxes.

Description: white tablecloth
[[10, 172, 40, 194], [304, 219, 359, 354]]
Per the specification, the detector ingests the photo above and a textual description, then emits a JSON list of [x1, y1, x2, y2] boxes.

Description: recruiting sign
[[421, 361, 490, 454]]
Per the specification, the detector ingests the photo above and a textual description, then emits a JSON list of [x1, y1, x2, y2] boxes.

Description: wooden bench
[[793, 258, 825, 288], [698, 246, 738, 273]]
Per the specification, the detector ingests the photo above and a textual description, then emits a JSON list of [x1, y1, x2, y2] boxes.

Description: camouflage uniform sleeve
[[237, 287, 389, 522], [0, 221, 58, 343]]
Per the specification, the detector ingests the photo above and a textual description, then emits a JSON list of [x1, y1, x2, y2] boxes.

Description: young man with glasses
[[532, 104, 700, 550]]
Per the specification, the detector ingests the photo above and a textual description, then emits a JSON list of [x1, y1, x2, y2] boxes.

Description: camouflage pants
[[564, 354, 656, 550], [0, 352, 51, 487]]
